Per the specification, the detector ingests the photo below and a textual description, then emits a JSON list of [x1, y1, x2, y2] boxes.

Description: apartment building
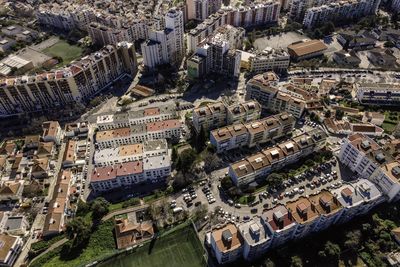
[[93, 139, 168, 167], [141, 9, 184, 69], [331, 179, 384, 224], [228, 130, 326, 186], [262, 205, 297, 248], [239, 217, 272, 261], [303, 0, 381, 29], [187, 1, 280, 53], [187, 0, 222, 21], [339, 133, 400, 202], [187, 25, 243, 79], [307, 190, 343, 233], [96, 104, 177, 130], [286, 197, 320, 240], [289, 0, 331, 21], [192, 100, 260, 132], [246, 73, 309, 118], [246, 48, 290, 74], [210, 112, 295, 153], [37, 2, 155, 46], [95, 119, 181, 149], [210, 223, 244, 264], [355, 83, 400, 106], [0, 42, 137, 117]]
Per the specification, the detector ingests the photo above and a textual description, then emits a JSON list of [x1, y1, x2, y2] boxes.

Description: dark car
[[250, 208, 258, 214], [243, 215, 250, 222], [195, 201, 201, 207]]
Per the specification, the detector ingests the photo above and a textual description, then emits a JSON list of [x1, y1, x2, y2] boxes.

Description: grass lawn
[[30, 220, 117, 267], [43, 40, 83, 66], [382, 121, 396, 133], [102, 223, 205, 267]]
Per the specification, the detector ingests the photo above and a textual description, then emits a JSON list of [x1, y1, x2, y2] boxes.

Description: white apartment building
[[210, 112, 295, 153], [355, 83, 400, 106], [187, 26, 243, 79], [303, 0, 381, 29], [289, 0, 331, 21], [96, 104, 177, 130], [187, 2, 280, 53], [95, 120, 182, 149], [187, 0, 222, 21], [93, 139, 168, 167], [210, 223, 244, 264], [339, 133, 400, 202], [0, 42, 137, 117], [238, 217, 272, 261], [331, 179, 384, 224], [142, 9, 184, 69], [246, 48, 290, 74]]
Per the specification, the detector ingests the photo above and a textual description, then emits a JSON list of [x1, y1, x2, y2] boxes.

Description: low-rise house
[[42, 121, 62, 145], [367, 49, 397, 68], [386, 251, 400, 266], [0, 182, 23, 203], [114, 218, 154, 249], [337, 31, 376, 51], [0, 234, 23, 267], [0, 38, 16, 53], [24, 135, 40, 150], [30, 157, 50, 179], [64, 122, 89, 138], [392, 227, 400, 245], [333, 50, 361, 67], [62, 140, 76, 168], [210, 223, 243, 264], [0, 214, 29, 236], [362, 112, 385, 126]]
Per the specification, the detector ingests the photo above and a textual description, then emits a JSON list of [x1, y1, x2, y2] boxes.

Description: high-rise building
[[141, 9, 185, 69], [0, 42, 137, 116], [303, 0, 381, 29], [187, 0, 222, 21]]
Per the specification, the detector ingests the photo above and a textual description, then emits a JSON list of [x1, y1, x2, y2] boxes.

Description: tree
[[318, 241, 341, 262], [172, 171, 190, 190], [91, 197, 109, 221], [344, 230, 362, 251], [322, 21, 335, 36], [335, 109, 344, 120], [290, 256, 303, 267], [195, 126, 207, 152], [203, 151, 222, 173], [266, 173, 284, 188], [384, 41, 395, 48], [193, 204, 208, 220], [324, 110, 332, 118], [171, 147, 178, 163], [176, 148, 197, 171], [65, 217, 92, 247]]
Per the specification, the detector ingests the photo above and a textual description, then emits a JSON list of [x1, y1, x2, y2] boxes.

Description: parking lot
[[171, 153, 354, 229]]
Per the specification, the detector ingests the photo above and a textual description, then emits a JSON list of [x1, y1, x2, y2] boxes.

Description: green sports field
[[105, 225, 205, 267], [43, 40, 83, 66]]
